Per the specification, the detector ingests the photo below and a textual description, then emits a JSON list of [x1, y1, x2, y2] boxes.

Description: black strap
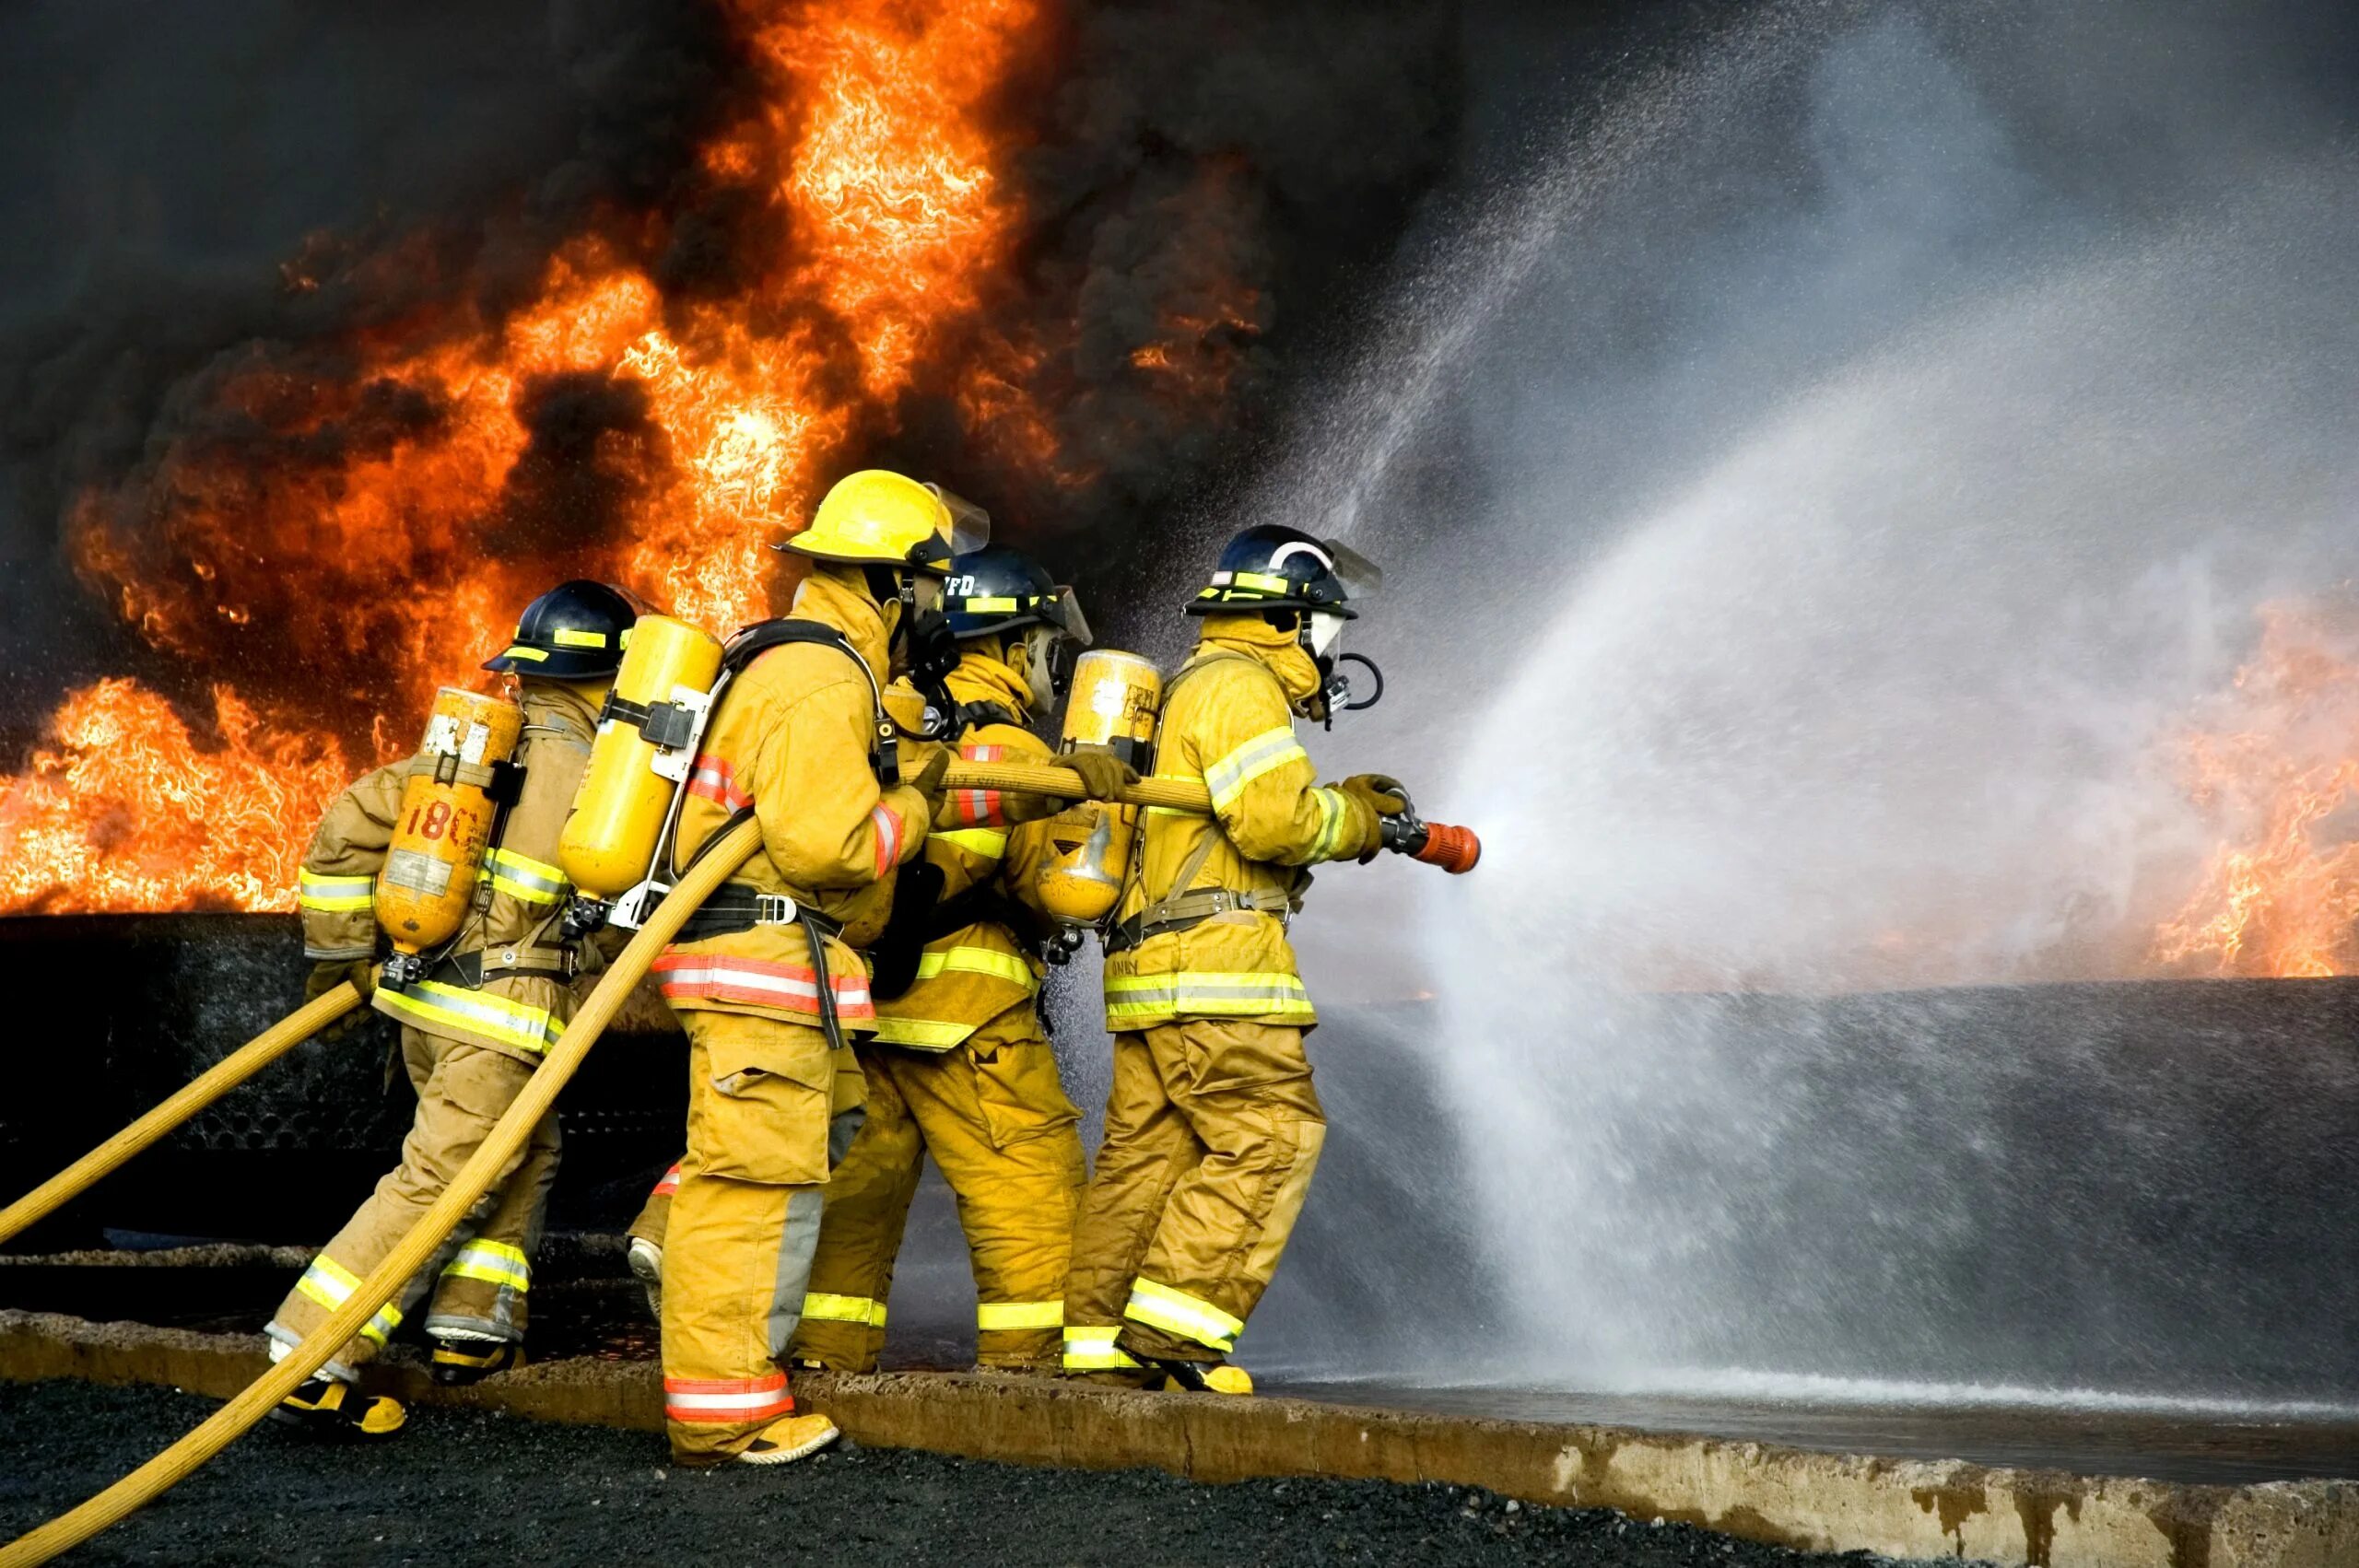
[[865, 860, 946, 1000], [719, 617, 900, 785], [675, 884, 845, 945], [952, 698, 1020, 735]]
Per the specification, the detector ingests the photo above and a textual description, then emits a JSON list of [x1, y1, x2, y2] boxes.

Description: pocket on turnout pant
[[697, 1033, 837, 1186]]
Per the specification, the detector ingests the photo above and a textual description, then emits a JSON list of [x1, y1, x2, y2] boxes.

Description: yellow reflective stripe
[[376, 979, 562, 1056], [978, 1299, 1063, 1332], [487, 848, 568, 905], [934, 827, 1009, 859], [802, 1292, 887, 1328], [295, 1255, 401, 1345], [297, 872, 375, 912], [440, 1239, 531, 1293], [496, 644, 548, 662], [1062, 1325, 1142, 1370], [959, 596, 1020, 613], [1124, 1277, 1242, 1353], [913, 946, 1035, 987], [1104, 970, 1316, 1023], [551, 627, 607, 648], [1229, 570, 1291, 594], [1203, 726, 1308, 812], [867, 1016, 977, 1048], [1310, 787, 1350, 862]]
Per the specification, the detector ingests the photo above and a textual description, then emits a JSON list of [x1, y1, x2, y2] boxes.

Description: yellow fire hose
[[0, 764, 1135, 1251], [943, 759, 1213, 813], [0, 981, 369, 1249], [0, 815, 764, 1568]]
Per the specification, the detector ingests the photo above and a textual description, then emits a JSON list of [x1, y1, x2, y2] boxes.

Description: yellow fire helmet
[[786, 469, 969, 575]]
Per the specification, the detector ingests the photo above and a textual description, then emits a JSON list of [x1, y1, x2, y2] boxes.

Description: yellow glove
[[1333, 774, 1409, 863], [304, 958, 377, 1038], [1061, 750, 1139, 802]]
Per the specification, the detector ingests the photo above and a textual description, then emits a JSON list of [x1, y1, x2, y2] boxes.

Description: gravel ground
[[0, 1383, 1960, 1567]]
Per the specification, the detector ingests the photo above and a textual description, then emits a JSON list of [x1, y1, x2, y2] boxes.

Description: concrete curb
[[4, 1310, 2353, 1567]]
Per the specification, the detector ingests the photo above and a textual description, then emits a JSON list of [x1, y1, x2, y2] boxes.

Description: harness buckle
[[756, 893, 797, 925]]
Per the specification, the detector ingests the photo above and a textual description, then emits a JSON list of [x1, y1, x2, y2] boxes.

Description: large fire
[[0, 0, 1249, 918], [2150, 602, 2359, 979]]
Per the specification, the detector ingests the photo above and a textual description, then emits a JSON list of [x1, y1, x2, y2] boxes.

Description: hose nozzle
[[1376, 792, 1483, 875], [1408, 819, 1482, 874]]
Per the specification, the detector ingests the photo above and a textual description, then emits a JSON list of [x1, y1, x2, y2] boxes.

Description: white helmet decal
[[1267, 539, 1336, 574]]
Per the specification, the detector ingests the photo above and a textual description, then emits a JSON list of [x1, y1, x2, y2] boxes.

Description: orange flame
[[0, 0, 1136, 917], [2151, 602, 2359, 978], [0, 681, 353, 914]]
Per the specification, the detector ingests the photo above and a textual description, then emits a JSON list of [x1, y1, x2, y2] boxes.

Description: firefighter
[[1062, 524, 1402, 1392], [645, 468, 978, 1468], [266, 579, 636, 1436], [624, 546, 1134, 1376]]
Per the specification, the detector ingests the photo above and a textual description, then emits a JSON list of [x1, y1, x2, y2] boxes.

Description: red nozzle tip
[[1414, 821, 1482, 874]]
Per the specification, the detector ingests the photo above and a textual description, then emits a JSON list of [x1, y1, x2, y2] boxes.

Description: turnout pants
[[1063, 1020, 1325, 1370], [660, 1010, 864, 1461], [796, 1007, 1084, 1373], [265, 1027, 559, 1380]]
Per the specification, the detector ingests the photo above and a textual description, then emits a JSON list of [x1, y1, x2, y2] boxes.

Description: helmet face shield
[[1049, 586, 1092, 648], [926, 484, 992, 554], [1320, 538, 1384, 601]]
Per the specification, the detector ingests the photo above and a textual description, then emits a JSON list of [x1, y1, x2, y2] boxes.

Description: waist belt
[[675, 886, 845, 945], [674, 883, 855, 1055], [431, 944, 576, 988], [1104, 886, 1292, 954]]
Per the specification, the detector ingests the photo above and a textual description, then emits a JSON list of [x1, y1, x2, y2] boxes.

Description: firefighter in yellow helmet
[[1063, 524, 1402, 1391], [640, 469, 951, 1466], [266, 580, 637, 1437], [622, 545, 1133, 1377]]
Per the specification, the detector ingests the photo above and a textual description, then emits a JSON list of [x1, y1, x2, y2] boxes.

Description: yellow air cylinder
[[559, 614, 725, 899], [376, 688, 524, 954], [1036, 650, 1161, 926]]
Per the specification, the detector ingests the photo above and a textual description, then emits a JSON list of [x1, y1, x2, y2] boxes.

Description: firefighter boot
[[271, 1376, 406, 1437], [429, 1332, 526, 1386], [731, 1410, 842, 1467], [1132, 1354, 1254, 1396]]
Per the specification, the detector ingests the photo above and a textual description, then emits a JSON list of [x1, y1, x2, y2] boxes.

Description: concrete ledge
[[5, 1311, 2353, 1567]]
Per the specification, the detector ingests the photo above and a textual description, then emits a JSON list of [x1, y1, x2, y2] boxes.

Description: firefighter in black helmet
[[268, 579, 635, 1435], [1064, 523, 1402, 1392]]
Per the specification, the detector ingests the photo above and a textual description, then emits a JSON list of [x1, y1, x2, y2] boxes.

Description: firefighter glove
[[1334, 774, 1410, 863], [306, 958, 378, 1037], [1061, 750, 1139, 802]]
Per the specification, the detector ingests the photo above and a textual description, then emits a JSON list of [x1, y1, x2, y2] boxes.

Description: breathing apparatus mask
[[1292, 538, 1386, 729], [871, 485, 990, 722], [1015, 593, 1088, 713]]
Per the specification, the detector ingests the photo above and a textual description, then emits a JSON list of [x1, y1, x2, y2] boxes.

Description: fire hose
[[941, 760, 1484, 873], [0, 814, 767, 1568], [0, 980, 369, 1249]]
